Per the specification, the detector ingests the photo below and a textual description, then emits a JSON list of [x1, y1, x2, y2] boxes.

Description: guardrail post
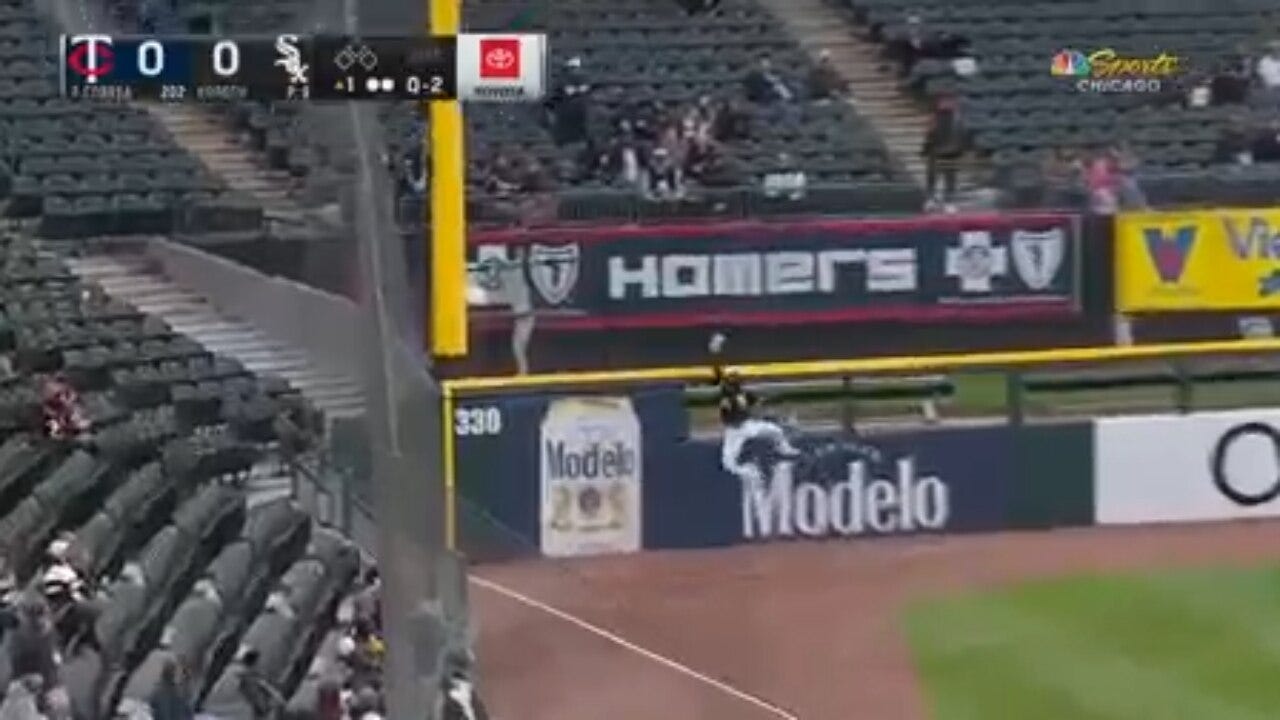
[[1006, 370, 1025, 427], [1173, 360, 1193, 413], [341, 468, 355, 538], [840, 374, 854, 435]]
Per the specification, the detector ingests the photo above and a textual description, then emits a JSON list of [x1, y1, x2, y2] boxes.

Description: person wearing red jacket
[[40, 375, 87, 440]]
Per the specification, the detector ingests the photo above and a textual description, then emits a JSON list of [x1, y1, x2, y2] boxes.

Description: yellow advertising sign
[[1115, 209, 1280, 312]]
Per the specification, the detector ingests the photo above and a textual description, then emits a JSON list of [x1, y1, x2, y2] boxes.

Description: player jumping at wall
[[709, 332, 800, 486]]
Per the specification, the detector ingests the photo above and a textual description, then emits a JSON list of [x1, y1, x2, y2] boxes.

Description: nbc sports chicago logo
[[1051, 48, 1180, 93]]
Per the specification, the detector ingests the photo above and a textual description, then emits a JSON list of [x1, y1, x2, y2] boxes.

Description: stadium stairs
[[758, 0, 978, 194], [144, 104, 304, 219], [756, 0, 927, 181], [62, 253, 367, 431]]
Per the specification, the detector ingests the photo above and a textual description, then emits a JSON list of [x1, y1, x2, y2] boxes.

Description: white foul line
[[470, 575, 800, 720]]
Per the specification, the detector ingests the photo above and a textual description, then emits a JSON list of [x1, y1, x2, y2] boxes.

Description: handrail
[[443, 337, 1280, 395]]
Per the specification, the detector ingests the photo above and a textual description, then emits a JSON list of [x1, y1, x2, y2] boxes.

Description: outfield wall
[[451, 387, 1280, 560]]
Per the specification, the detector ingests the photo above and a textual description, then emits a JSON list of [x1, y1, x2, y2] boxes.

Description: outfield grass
[[904, 567, 1280, 720]]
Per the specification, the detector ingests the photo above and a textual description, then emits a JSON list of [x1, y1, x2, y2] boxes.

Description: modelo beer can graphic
[[539, 396, 642, 557]]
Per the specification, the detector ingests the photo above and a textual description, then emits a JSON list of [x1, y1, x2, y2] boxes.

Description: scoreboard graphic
[[59, 33, 547, 103]]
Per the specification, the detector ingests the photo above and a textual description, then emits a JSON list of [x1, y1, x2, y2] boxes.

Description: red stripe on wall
[[469, 301, 1076, 330]]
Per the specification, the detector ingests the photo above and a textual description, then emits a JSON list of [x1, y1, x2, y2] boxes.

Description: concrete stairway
[[145, 104, 302, 217], [63, 253, 367, 429], [752, 0, 932, 185]]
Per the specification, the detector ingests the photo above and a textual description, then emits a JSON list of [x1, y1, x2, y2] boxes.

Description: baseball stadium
[[3, 0, 1280, 718]]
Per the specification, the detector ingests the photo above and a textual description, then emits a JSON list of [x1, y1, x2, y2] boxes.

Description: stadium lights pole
[[429, 0, 468, 358]]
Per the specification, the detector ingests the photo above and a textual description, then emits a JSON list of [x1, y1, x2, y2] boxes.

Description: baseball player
[[709, 333, 799, 486]]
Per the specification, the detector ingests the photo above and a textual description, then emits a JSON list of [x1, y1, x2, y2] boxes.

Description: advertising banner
[[538, 396, 642, 557], [451, 387, 687, 561], [645, 423, 1095, 548], [1115, 209, 1280, 312], [467, 214, 1082, 330], [1094, 408, 1280, 524], [450, 385, 1097, 556]]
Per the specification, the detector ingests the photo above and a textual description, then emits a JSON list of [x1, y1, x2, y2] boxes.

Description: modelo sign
[[539, 396, 642, 557], [742, 456, 950, 539], [1094, 407, 1280, 524]]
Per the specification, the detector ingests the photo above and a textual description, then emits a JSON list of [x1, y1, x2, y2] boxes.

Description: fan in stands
[[39, 375, 88, 441]]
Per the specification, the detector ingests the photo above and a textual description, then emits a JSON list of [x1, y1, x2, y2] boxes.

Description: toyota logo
[[1210, 422, 1280, 506], [485, 47, 516, 71]]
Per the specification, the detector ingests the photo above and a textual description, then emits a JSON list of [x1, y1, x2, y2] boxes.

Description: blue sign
[[452, 387, 1094, 556], [467, 214, 1082, 330]]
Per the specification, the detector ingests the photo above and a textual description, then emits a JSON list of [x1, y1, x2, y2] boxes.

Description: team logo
[[1011, 228, 1066, 291], [479, 38, 521, 79], [66, 35, 114, 84], [1050, 49, 1090, 77], [1142, 225, 1195, 284], [274, 34, 309, 86], [945, 231, 1008, 293], [528, 243, 580, 305]]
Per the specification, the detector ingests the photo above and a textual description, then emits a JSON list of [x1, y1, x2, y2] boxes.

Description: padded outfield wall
[[446, 384, 1280, 561]]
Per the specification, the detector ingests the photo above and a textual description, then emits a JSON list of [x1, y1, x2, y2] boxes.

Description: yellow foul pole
[[428, 0, 467, 357]]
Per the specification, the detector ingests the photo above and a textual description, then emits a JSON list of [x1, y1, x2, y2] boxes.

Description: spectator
[[316, 679, 344, 720], [515, 151, 553, 194], [807, 50, 847, 100], [921, 97, 969, 208], [891, 14, 928, 77], [348, 686, 382, 720], [1083, 147, 1120, 215], [712, 98, 750, 142], [693, 94, 718, 131], [684, 126, 719, 182], [626, 98, 665, 142], [397, 150, 426, 196], [0, 571, 18, 644], [762, 152, 807, 200], [0, 675, 43, 720], [1211, 53, 1251, 105], [8, 594, 59, 691], [1182, 70, 1213, 109], [1215, 115, 1256, 165], [547, 56, 591, 145], [1256, 41, 1280, 89], [1043, 147, 1078, 184], [607, 121, 646, 187], [149, 659, 195, 720], [1109, 142, 1149, 210], [353, 567, 381, 630], [40, 375, 86, 440], [743, 55, 793, 104], [1253, 119, 1280, 162], [645, 146, 684, 200], [481, 150, 523, 199]]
